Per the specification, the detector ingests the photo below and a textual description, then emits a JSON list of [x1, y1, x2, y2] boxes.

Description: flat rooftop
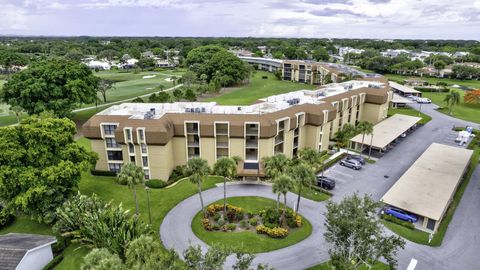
[[382, 143, 473, 221], [350, 114, 421, 149], [391, 93, 413, 104], [389, 81, 421, 94], [99, 80, 385, 119]]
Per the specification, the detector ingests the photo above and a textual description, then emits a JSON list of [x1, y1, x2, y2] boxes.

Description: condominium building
[[83, 77, 392, 181], [282, 60, 366, 85]]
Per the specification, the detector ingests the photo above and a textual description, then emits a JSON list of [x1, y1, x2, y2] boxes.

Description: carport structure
[[389, 81, 422, 97], [350, 114, 421, 153], [381, 143, 473, 232], [390, 93, 413, 108]]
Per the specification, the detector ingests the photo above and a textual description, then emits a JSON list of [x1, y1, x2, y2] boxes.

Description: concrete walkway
[[160, 103, 480, 270]]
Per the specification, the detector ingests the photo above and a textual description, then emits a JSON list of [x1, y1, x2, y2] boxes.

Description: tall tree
[[1, 58, 99, 117], [0, 115, 97, 223], [272, 175, 294, 226], [213, 157, 237, 215], [263, 154, 290, 180], [97, 79, 115, 103], [117, 163, 145, 216], [186, 157, 210, 217], [356, 121, 374, 158], [324, 193, 405, 270], [334, 123, 357, 154], [289, 163, 315, 214], [298, 147, 323, 170], [0, 50, 29, 79], [443, 90, 461, 115], [434, 60, 446, 76]]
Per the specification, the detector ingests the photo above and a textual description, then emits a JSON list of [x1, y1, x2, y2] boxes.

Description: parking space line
[[406, 258, 418, 270]]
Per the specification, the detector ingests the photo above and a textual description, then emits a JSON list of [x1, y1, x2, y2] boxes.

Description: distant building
[[337, 47, 365, 57], [381, 49, 411, 58], [0, 233, 57, 270], [238, 56, 283, 72], [85, 60, 111, 70], [141, 51, 155, 58]]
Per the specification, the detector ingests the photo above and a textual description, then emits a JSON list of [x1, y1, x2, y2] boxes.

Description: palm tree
[[118, 163, 145, 216], [334, 123, 357, 154], [356, 121, 374, 158], [444, 90, 461, 115], [263, 154, 290, 180], [290, 163, 315, 214], [213, 157, 237, 215], [272, 175, 294, 226], [186, 157, 210, 217], [297, 147, 322, 170]]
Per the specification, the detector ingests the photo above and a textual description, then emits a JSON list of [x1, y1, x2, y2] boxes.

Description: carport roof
[[350, 114, 421, 149], [389, 81, 421, 94], [381, 143, 473, 221], [391, 94, 413, 104]]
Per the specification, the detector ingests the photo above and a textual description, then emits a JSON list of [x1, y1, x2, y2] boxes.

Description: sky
[[1, 0, 480, 39]]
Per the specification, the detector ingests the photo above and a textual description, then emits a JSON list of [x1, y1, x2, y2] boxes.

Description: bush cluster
[[249, 218, 258, 226], [145, 179, 168, 189], [90, 170, 117, 177], [381, 214, 415, 230], [0, 207, 13, 227], [255, 225, 288, 238]]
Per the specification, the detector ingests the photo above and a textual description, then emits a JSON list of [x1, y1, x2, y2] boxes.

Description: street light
[[145, 186, 152, 225]]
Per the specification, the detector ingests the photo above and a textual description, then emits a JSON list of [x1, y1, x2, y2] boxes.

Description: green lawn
[[209, 71, 317, 105], [421, 91, 480, 124], [191, 196, 313, 253], [307, 261, 389, 270], [291, 185, 331, 202], [387, 107, 432, 125]]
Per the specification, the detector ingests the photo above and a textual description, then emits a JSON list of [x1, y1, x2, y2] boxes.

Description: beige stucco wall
[[148, 141, 174, 180], [284, 130, 294, 158], [230, 138, 245, 160], [320, 122, 331, 151], [172, 137, 187, 166], [298, 126, 307, 149], [362, 103, 389, 124], [259, 138, 274, 160], [200, 137, 216, 166], [91, 139, 108, 171], [304, 125, 320, 149]]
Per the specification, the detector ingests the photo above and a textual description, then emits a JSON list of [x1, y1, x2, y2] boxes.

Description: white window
[[103, 125, 117, 135]]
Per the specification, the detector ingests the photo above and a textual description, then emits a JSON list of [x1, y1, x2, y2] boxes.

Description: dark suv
[[316, 175, 336, 190], [347, 154, 365, 165]]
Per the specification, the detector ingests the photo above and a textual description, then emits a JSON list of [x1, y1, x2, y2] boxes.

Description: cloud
[[0, 0, 478, 39]]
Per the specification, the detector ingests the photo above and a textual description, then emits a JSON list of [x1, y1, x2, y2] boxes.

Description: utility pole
[[145, 186, 152, 225]]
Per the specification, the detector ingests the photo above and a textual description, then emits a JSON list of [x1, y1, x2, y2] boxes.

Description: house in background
[[0, 233, 57, 270]]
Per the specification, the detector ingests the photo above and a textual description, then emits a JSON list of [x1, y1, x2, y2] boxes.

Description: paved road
[[161, 103, 480, 269]]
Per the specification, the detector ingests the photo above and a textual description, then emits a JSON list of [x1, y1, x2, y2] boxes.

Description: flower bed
[[201, 203, 303, 238]]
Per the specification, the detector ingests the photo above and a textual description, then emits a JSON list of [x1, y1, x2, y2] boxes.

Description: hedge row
[[316, 152, 347, 174], [90, 170, 117, 177], [42, 254, 64, 270], [145, 179, 168, 189], [381, 214, 415, 230], [413, 87, 449, 92]]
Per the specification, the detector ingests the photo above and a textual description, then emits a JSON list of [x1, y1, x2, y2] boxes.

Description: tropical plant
[[443, 90, 461, 114], [272, 175, 294, 226], [356, 121, 374, 158], [334, 123, 357, 154], [464, 89, 480, 104], [213, 157, 237, 215], [186, 157, 211, 217], [55, 194, 151, 259], [118, 163, 145, 216], [289, 163, 315, 214], [263, 154, 290, 180], [324, 193, 405, 270], [81, 248, 124, 270], [297, 147, 323, 169]]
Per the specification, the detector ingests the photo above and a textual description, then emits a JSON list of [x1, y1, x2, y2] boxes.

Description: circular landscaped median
[[191, 196, 312, 253]]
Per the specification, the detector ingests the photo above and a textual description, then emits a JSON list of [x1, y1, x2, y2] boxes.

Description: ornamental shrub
[[227, 223, 237, 231], [212, 224, 220, 231], [213, 212, 221, 221], [247, 211, 255, 218], [217, 216, 226, 226], [249, 218, 258, 226], [145, 179, 167, 189], [261, 208, 280, 227], [240, 220, 248, 228], [202, 218, 213, 231], [255, 225, 288, 238], [0, 207, 13, 227]]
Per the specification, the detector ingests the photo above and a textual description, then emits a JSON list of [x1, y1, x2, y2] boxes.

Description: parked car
[[339, 159, 362, 170], [384, 207, 418, 223], [316, 175, 336, 190], [347, 154, 365, 165], [417, 98, 432, 104]]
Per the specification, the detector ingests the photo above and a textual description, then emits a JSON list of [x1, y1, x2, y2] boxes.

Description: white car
[[417, 98, 432, 104]]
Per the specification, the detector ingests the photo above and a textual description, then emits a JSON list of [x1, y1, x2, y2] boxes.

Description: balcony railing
[[216, 142, 228, 148], [187, 141, 200, 147]]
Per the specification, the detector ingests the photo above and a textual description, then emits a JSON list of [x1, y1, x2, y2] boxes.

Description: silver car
[[339, 158, 362, 170]]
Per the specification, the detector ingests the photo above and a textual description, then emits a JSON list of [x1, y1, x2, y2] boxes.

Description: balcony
[[216, 141, 228, 148], [294, 129, 299, 136], [216, 129, 228, 135], [245, 153, 258, 161], [187, 141, 200, 147], [274, 137, 284, 145], [245, 140, 258, 148], [245, 129, 258, 136], [186, 128, 199, 134]]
